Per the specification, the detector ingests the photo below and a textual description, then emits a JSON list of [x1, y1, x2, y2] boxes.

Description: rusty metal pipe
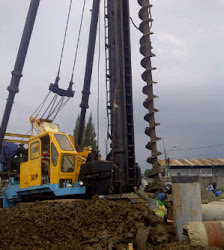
[[202, 203, 224, 221], [184, 221, 224, 248]]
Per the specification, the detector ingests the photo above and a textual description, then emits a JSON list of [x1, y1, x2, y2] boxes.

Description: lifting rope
[[70, 0, 87, 83], [57, 0, 73, 79], [30, 91, 51, 118], [47, 0, 87, 120], [30, 0, 87, 125], [49, 0, 74, 98], [50, 0, 86, 97]]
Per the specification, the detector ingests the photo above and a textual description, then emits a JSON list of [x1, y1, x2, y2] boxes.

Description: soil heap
[[0, 198, 217, 249], [0, 197, 176, 249], [201, 187, 221, 203]]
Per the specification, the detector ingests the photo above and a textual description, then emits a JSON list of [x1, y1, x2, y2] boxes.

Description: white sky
[[0, 0, 224, 171]]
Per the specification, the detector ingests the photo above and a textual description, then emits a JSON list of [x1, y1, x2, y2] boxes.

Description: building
[[159, 158, 224, 188]]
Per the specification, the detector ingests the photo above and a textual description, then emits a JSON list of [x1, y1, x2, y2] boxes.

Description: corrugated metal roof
[[158, 158, 224, 167]]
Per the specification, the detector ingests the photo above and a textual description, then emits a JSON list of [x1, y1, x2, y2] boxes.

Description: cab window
[[51, 143, 58, 166], [54, 134, 74, 151], [30, 141, 39, 160], [61, 155, 75, 173]]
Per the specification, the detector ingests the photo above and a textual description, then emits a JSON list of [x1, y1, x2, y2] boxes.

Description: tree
[[83, 113, 98, 151], [73, 113, 99, 152], [73, 114, 84, 150], [144, 169, 150, 177]]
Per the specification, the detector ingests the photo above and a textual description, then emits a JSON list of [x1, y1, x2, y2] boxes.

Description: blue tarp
[[0, 140, 18, 171]]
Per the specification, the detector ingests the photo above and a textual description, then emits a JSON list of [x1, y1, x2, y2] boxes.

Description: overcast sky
[[0, 0, 224, 171]]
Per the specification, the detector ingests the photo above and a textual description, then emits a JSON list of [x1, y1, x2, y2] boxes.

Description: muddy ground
[[0, 198, 216, 249]]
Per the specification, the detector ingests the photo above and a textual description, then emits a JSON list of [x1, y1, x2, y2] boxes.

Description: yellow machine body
[[20, 130, 90, 189]]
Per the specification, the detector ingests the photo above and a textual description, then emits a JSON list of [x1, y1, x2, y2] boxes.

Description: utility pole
[[0, 0, 40, 152], [162, 137, 167, 162], [162, 139, 178, 180]]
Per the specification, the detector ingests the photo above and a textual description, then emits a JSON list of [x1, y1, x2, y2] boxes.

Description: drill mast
[[105, 0, 139, 189]]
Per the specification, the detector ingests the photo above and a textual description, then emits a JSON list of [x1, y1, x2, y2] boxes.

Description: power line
[[129, 17, 139, 31], [168, 143, 224, 152], [167, 151, 224, 159]]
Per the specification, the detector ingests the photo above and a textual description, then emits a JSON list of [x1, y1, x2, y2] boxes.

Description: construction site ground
[[201, 187, 222, 203], [0, 196, 218, 250]]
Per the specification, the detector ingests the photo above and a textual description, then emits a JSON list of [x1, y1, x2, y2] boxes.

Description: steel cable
[[46, 95, 58, 119], [57, 0, 73, 77], [40, 94, 58, 119], [52, 97, 71, 121], [30, 91, 50, 118], [70, 0, 87, 82], [97, 1, 101, 149], [31, 0, 73, 120], [46, 97, 64, 119], [129, 17, 140, 31], [168, 144, 224, 152], [51, 97, 65, 120]]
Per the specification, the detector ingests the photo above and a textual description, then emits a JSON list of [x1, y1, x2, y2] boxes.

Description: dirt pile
[[157, 241, 218, 250], [201, 187, 221, 203], [0, 197, 176, 249]]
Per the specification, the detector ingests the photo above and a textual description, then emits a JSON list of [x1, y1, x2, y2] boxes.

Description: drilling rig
[[0, 0, 162, 206], [79, 0, 162, 194]]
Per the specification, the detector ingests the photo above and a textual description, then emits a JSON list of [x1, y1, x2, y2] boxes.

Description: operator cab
[[1, 119, 91, 208], [20, 130, 80, 189]]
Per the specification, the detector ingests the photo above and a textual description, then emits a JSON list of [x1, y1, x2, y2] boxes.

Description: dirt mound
[[157, 241, 218, 250], [0, 198, 177, 249], [201, 187, 221, 203]]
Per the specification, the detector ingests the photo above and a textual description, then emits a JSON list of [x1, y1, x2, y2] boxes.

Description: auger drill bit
[[138, 0, 162, 186]]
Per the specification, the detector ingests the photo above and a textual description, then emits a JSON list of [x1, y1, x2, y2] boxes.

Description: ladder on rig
[[104, 0, 112, 139], [104, 0, 139, 189]]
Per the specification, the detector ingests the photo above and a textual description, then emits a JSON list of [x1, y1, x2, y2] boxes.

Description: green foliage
[[144, 169, 150, 177], [83, 113, 98, 151], [220, 186, 224, 193], [73, 113, 99, 153], [73, 114, 84, 150]]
